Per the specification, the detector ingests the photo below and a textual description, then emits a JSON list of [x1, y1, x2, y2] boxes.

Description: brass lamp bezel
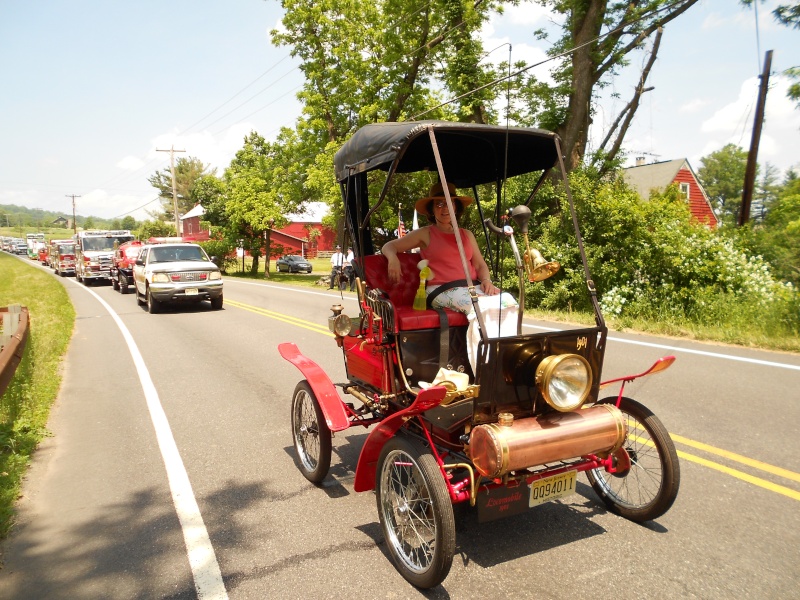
[[535, 353, 593, 411]]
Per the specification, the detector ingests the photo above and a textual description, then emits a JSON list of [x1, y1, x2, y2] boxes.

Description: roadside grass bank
[[228, 261, 800, 354], [0, 254, 75, 538]]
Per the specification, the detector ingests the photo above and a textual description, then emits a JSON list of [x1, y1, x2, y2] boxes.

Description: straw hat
[[414, 182, 473, 217]]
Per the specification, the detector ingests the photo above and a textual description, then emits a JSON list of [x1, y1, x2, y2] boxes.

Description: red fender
[[278, 342, 350, 432], [353, 386, 447, 492]]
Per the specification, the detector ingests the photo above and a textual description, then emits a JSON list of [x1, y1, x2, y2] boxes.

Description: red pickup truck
[[109, 240, 144, 294]]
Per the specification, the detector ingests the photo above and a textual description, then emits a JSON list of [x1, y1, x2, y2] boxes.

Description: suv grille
[[170, 271, 209, 282]]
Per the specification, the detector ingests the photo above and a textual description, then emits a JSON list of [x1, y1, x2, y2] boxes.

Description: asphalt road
[[1, 269, 799, 599]]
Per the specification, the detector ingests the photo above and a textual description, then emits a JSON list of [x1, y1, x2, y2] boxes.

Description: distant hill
[[0, 203, 112, 230]]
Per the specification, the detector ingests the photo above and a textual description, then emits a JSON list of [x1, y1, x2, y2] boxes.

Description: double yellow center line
[[230, 298, 800, 502]]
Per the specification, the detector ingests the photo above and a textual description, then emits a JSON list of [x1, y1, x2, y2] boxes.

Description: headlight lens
[[535, 354, 592, 411], [209, 271, 221, 280], [152, 273, 169, 283]]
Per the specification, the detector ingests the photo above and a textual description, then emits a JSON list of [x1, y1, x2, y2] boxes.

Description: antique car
[[276, 254, 313, 273], [279, 121, 680, 589], [110, 240, 144, 294], [132, 242, 223, 313]]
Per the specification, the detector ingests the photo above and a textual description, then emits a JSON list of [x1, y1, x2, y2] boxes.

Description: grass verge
[[0, 254, 75, 538]]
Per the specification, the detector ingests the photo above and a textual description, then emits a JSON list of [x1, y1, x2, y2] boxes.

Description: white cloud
[[679, 98, 711, 113], [702, 77, 758, 134], [696, 75, 800, 172], [117, 156, 144, 171]]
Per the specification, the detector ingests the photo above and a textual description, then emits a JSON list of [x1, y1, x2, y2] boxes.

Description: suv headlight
[[535, 354, 592, 411], [152, 273, 169, 283], [209, 271, 221, 280]]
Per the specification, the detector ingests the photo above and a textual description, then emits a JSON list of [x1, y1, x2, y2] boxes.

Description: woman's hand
[[387, 255, 402, 283], [480, 279, 499, 295]]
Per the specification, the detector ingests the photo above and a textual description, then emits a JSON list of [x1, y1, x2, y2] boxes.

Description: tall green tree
[[204, 132, 303, 277], [148, 157, 216, 221], [697, 144, 749, 225], [529, 0, 699, 171]]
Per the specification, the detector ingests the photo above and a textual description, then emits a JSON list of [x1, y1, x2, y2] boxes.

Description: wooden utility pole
[[65, 194, 81, 234], [156, 146, 186, 235], [739, 50, 773, 227]]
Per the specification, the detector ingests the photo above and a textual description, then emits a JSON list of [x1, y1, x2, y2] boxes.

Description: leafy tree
[[83, 216, 96, 229], [120, 215, 137, 231], [148, 157, 216, 221], [136, 219, 175, 240], [203, 132, 303, 277], [697, 144, 749, 225], [530, 0, 699, 171]]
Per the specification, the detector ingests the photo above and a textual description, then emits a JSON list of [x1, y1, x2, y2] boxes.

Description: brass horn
[[508, 205, 560, 282], [524, 245, 560, 282]]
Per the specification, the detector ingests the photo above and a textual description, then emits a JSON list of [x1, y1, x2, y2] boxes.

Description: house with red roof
[[622, 158, 718, 228]]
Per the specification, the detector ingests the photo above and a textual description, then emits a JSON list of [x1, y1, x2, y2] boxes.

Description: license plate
[[529, 470, 577, 507], [185, 288, 198, 296]]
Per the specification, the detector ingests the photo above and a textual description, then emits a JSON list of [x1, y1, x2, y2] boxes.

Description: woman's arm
[[466, 230, 499, 295], [381, 227, 430, 283]]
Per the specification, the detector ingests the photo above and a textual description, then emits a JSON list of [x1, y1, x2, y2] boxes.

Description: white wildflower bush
[[514, 169, 799, 337]]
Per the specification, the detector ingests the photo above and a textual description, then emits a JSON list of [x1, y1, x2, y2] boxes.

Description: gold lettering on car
[[576, 336, 588, 351]]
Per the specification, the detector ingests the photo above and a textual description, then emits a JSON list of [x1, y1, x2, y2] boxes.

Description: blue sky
[[0, 0, 797, 221]]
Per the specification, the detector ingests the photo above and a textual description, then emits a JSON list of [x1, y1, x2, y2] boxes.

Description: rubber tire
[[210, 294, 223, 310], [290, 381, 332, 483], [146, 288, 160, 314], [112, 275, 120, 291], [376, 435, 456, 589], [119, 275, 128, 295], [587, 397, 680, 522]]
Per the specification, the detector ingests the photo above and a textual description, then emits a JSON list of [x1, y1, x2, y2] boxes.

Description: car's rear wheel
[[290, 381, 331, 483], [376, 435, 455, 589], [587, 397, 680, 522], [146, 287, 160, 314]]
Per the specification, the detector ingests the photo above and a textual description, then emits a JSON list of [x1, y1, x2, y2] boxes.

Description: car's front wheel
[[587, 397, 680, 522], [146, 287, 160, 314], [376, 435, 455, 589], [290, 381, 331, 483], [210, 294, 223, 310]]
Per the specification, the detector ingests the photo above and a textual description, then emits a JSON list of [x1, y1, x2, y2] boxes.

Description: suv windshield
[[150, 246, 206, 263], [82, 236, 134, 251]]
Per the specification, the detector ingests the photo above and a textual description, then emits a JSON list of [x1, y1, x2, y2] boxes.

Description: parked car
[[276, 255, 313, 273], [132, 243, 223, 313]]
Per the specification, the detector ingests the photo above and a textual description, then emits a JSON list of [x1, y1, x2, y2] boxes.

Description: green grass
[[0, 253, 75, 537]]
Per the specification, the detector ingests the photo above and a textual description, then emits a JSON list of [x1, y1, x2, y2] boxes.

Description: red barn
[[623, 158, 718, 228], [180, 204, 211, 241], [274, 202, 336, 258]]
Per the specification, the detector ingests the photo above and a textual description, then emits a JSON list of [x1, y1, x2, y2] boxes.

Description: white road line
[[523, 323, 800, 371], [76, 284, 228, 599]]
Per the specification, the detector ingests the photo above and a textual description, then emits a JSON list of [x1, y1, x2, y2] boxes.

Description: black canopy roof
[[334, 121, 560, 187]]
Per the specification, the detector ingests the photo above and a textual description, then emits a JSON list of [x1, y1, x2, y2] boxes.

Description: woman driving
[[382, 181, 502, 314]]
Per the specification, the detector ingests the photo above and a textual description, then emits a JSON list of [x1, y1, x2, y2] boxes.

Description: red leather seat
[[359, 254, 469, 332]]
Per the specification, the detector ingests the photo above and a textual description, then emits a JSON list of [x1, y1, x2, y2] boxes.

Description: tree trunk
[[557, 0, 607, 170]]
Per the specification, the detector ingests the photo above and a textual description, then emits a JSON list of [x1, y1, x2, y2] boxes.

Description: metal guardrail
[[0, 305, 30, 398]]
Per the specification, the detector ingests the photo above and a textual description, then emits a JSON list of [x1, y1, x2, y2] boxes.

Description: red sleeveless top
[[421, 226, 477, 285]]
